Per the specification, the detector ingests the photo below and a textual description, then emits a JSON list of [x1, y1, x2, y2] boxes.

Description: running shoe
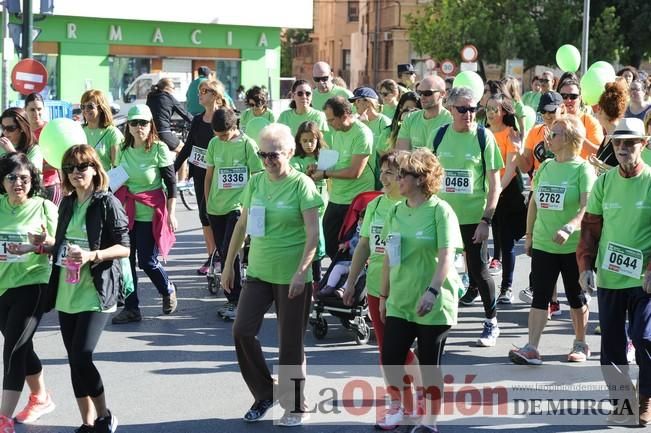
[[111, 308, 142, 324], [549, 300, 561, 317], [222, 303, 237, 320], [197, 257, 211, 275], [162, 284, 178, 315], [626, 340, 636, 364], [477, 321, 500, 347], [375, 404, 404, 430], [567, 340, 591, 362], [497, 287, 513, 304], [0, 415, 14, 433], [243, 399, 275, 422], [74, 425, 94, 433], [217, 302, 236, 319], [509, 344, 542, 365], [459, 286, 480, 306], [93, 410, 118, 433], [488, 258, 502, 276], [277, 409, 310, 427], [409, 425, 439, 433], [14, 391, 55, 423], [518, 287, 533, 304]]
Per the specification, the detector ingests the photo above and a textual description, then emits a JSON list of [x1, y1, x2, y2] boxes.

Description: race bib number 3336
[[601, 242, 643, 280], [218, 167, 248, 189]]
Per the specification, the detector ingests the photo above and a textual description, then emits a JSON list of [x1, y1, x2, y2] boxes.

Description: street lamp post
[[580, 0, 589, 75]]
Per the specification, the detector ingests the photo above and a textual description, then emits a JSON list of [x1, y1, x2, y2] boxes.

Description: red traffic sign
[[440, 59, 457, 76], [460, 44, 478, 62], [11, 59, 48, 95]]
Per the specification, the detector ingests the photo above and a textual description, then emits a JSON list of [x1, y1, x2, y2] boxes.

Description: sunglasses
[[560, 93, 580, 100], [454, 105, 478, 114], [295, 91, 312, 97], [630, 87, 644, 92], [1, 124, 19, 133], [247, 101, 259, 107], [128, 119, 150, 127], [313, 76, 329, 83], [4, 173, 31, 184], [380, 92, 392, 97], [417, 89, 441, 97], [62, 162, 95, 174], [485, 106, 500, 113], [199, 88, 215, 95], [257, 151, 282, 160], [541, 108, 558, 115], [397, 169, 420, 179], [613, 139, 642, 147], [80, 103, 98, 111], [538, 78, 551, 83]]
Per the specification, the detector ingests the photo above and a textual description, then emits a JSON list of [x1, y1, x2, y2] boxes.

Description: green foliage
[[588, 6, 624, 64], [281, 29, 311, 77]]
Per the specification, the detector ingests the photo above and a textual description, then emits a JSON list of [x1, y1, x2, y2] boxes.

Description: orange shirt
[[524, 124, 549, 173], [578, 112, 604, 159], [491, 127, 517, 179]]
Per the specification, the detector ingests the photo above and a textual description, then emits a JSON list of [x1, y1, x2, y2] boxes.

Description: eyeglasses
[[541, 108, 558, 115], [199, 88, 215, 95], [417, 89, 441, 97], [313, 76, 329, 83], [296, 91, 312, 97], [257, 151, 282, 161], [247, 101, 258, 107], [613, 139, 642, 147], [397, 169, 420, 179], [1, 124, 19, 133], [80, 103, 98, 111], [538, 78, 551, 83], [62, 162, 95, 174], [128, 119, 150, 127], [630, 87, 644, 92], [4, 174, 31, 184], [485, 106, 500, 113], [380, 92, 392, 97], [560, 93, 580, 100], [454, 106, 478, 114]]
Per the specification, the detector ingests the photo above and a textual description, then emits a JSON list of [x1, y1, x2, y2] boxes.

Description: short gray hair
[[447, 86, 477, 106], [258, 123, 295, 153]]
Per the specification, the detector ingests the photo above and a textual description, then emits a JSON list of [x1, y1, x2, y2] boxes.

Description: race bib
[[536, 185, 566, 211], [55, 238, 90, 267], [247, 206, 265, 237], [189, 146, 208, 169], [601, 242, 643, 280], [370, 224, 385, 254], [386, 233, 401, 267], [0, 232, 27, 263], [443, 170, 473, 194], [218, 167, 248, 189]]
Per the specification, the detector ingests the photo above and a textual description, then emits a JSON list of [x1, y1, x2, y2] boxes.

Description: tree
[[588, 6, 624, 64], [280, 28, 311, 77]]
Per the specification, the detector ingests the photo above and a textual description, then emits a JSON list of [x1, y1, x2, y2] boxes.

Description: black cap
[[348, 87, 379, 102], [397, 64, 415, 75], [538, 91, 563, 113], [198, 66, 211, 77]]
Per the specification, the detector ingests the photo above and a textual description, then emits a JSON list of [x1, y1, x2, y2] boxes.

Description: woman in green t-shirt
[[378, 79, 400, 121], [0, 153, 57, 431], [80, 90, 124, 171], [0, 108, 42, 172], [510, 116, 596, 366], [277, 80, 329, 139], [240, 86, 276, 134], [222, 123, 322, 427], [379, 148, 463, 432]]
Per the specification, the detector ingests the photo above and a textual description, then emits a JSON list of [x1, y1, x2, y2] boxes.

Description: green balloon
[[580, 67, 616, 106], [555, 44, 581, 73], [452, 71, 484, 102], [588, 61, 616, 77], [522, 105, 536, 133], [39, 118, 87, 169], [244, 117, 271, 143]]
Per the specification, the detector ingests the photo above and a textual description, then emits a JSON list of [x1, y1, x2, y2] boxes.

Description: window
[[108, 57, 151, 103], [383, 41, 393, 71], [348, 0, 359, 22], [216, 60, 241, 101], [32, 54, 58, 100]]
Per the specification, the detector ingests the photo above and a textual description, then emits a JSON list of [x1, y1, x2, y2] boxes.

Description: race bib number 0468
[[443, 170, 472, 194]]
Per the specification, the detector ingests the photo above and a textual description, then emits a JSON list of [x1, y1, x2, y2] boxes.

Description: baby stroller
[[310, 191, 382, 345]]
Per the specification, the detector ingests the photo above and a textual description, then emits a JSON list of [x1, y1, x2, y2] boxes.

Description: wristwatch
[[426, 286, 439, 296], [323, 170, 329, 179], [481, 216, 492, 225], [561, 224, 575, 235]]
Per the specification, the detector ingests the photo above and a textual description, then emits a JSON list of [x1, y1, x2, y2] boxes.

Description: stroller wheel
[[312, 317, 328, 340], [354, 322, 371, 345], [207, 275, 220, 295]]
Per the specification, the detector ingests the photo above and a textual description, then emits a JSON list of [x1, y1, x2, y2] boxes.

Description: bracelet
[[561, 224, 575, 235], [480, 216, 492, 225], [426, 286, 439, 296], [323, 170, 328, 179], [379, 294, 388, 299]]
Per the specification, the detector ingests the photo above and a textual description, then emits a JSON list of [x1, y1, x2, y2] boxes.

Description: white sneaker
[[277, 410, 310, 427], [518, 287, 533, 304], [376, 405, 404, 430], [477, 321, 500, 347]]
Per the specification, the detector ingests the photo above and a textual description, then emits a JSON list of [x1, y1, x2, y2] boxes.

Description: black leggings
[[59, 311, 109, 398], [530, 249, 586, 310], [382, 317, 450, 402], [460, 224, 496, 319], [208, 210, 242, 303], [189, 166, 210, 227], [0, 284, 45, 391], [323, 202, 349, 259]]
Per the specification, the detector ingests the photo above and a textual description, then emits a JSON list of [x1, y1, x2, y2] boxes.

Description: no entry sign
[[11, 59, 48, 95]]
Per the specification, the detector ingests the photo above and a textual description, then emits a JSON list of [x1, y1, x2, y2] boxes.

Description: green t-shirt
[[242, 169, 323, 284], [290, 155, 328, 211], [83, 125, 124, 171], [329, 120, 376, 205], [0, 196, 57, 293], [359, 194, 399, 296], [383, 196, 463, 325], [381, 104, 397, 121], [532, 158, 596, 254], [642, 147, 651, 166], [365, 114, 392, 151], [205, 133, 263, 216], [55, 199, 102, 314], [311, 85, 354, 113], [522, 91, 541, 111], [277, 108, 329, 138], [119, 141, 174, 221], [398, 109, 453, 149], [240, 109, 276, 134], [587, 165, 651, 289], [435, 126, 504, 225]]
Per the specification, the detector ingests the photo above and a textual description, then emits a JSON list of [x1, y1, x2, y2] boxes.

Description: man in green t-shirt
[[434, 86, 504, 348], [312, 96, 375, 259], [311, 61, 354, 112], [396, 75, 452, 150], [396, 63, 417, 94]]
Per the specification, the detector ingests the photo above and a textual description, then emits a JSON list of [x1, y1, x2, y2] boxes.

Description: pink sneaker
[[0, 415, 15, 433], [14, 392, 55, 424]]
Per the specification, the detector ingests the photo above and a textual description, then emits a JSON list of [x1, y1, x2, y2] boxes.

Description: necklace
[[7, 199, 26, 215]]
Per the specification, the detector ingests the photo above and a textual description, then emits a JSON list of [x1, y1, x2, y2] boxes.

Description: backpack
[[432, 124, 487, 191]]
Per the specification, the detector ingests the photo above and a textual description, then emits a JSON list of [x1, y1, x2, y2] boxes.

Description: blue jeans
[[125, 221, 172, 310]]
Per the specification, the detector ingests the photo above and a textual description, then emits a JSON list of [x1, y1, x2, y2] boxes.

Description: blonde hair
[[80, 89, 114, 128], [199, 79, 227, 107], [61, 144, 109, 193], [553, 115, 586, 156], [398, 148, 444, 196]]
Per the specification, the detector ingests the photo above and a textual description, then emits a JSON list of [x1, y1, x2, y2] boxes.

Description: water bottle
[[65, 244, 82, 284]]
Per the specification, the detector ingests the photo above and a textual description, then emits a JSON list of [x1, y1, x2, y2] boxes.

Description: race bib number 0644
[[601, 242, 643, 280]]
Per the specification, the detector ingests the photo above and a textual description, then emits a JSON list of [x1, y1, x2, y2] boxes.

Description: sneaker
[[459, 287, 480, 306], [0, 415, 14, 433], [197, 257, 211, 275], [488, 258, 502, 276], [14, 392, 55, 424], [375, 405, 404, 430], [509, 344, 542, 365], [549, 300, 561, 317], [111, 308, 142, 324], [567, 340, 591, 362], [222, 302, 237, 320], [477, 321, 500, 347], [497, 287, 513, 304], [518, 287, 533, 304], [162, 285, 178, 315], [243, 399, 275, 422], [626, 340, 636, 364], [409, 425, 439, 433], [277, 409, 310, 427], [93, 410, 118, 433], [74, 424, 94, 433], [640, 394, 650, 425], [217, 302, 234, 318]]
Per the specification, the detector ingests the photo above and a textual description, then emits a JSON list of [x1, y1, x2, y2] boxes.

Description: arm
[[417, 247, 455, 316], [288, 207, 320, 299], [160, 165, 177, 232], [473, 169, 501, 243], [395, 138, 411, 150], [553, 192, 589, 245], [524, 192, 537, 256], [173, 98, 193, 123], [577, 212, 603, 273], [313, 154, 369, 181], [174, 122, 195, 170], [378, 254, 390, 323], [204, 166, 214, 206], [500, 152, 518, 191], [222, 210, 249, 292], [343, 236, 371, 306]]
